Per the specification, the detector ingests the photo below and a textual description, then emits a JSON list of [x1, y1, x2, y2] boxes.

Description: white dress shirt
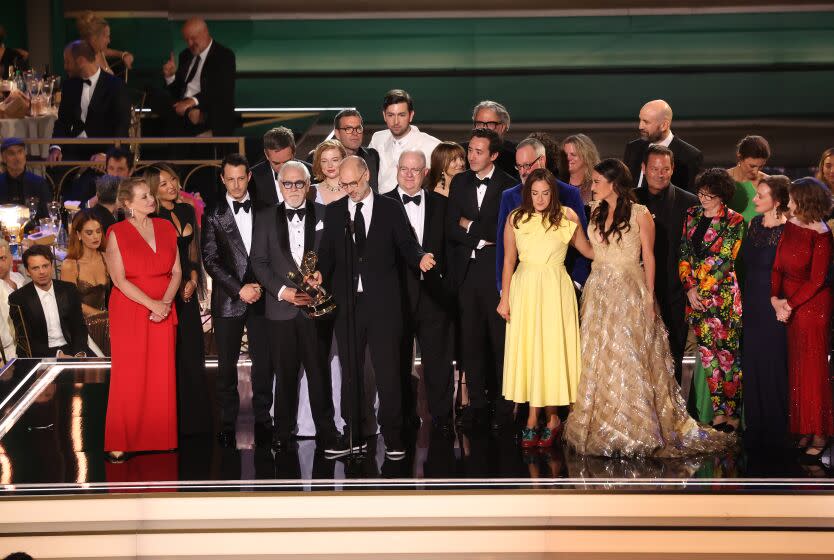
[[348, 190, 374, 292], [277, 204, 306, 301], [636, 131, 675, 188], [165, 40, 213, 103], [227, 192, 253, 254], [78, 67, 102, 139], [34, 282, 68, 350], [0, 281, 15, 361], [468, 165, 495, 258], [369, 125, 441, 194], [397, 186, 425, 245]]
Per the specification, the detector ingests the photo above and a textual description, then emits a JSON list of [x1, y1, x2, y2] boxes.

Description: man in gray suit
[[250, 161, 355, 457]]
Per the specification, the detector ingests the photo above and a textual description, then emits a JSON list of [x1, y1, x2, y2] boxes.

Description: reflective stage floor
[[0, 357, 832, 496]]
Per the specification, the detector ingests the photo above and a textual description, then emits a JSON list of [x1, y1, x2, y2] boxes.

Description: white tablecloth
[[0, 113, 57, 158]]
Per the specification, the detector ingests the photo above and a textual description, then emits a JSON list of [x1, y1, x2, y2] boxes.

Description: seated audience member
[[76, 11, 134, 77], [426, 142, 466, 198], [9, 245, 89, 358], [369, 89, 440, 193], [61, 210, 110, 354], [251, 126, 313, 207], [0, 25, 29, 77], [62, 147, 132, 204], [0, 138, 52, 219], [90, 174, 120, 232], [0, 239, 26, 291], [462, 100, 518, 180], [48, 40, 131, 163], [156, 18, 236, 137]]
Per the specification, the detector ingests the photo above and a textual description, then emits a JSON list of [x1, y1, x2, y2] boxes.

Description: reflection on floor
[[0, 357, 830, 490]]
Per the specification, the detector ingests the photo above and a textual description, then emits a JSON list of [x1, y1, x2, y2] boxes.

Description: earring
[[128, 207, 135, 218]]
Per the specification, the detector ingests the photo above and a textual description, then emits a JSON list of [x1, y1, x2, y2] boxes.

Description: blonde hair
[[76, 11, 108, 42], [312, 139, 347, 182], [117, 177, 153, 213], [560, 133, 601, 189]]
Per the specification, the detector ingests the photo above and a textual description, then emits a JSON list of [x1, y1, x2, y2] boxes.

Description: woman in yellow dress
[[497, 168, 594, 449]]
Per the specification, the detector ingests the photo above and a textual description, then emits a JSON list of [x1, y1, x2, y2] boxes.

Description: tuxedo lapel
[[54, 283, 73, 345], [276, 203, 292, 260], [26, 285, 48, 346], [217, 204, 248, 258], [87, 76, 108, 119]]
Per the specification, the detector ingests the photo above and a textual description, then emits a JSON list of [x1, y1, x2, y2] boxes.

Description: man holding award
[[251, 160, 353, 457]]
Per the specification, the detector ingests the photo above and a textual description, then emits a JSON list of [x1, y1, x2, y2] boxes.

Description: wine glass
[[47, 201, 61, 233]]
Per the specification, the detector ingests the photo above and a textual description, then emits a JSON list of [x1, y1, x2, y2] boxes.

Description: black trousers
[[458, 253, 509, 414], [335, 294, 403, 446], [658, 295, 688, 385], [213, 310, 271, 431], [400, 286, 454, 421], [270, 314, 338, 441]]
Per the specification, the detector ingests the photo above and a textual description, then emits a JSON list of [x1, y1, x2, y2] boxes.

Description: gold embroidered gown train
[[564, 203, 734, 457]]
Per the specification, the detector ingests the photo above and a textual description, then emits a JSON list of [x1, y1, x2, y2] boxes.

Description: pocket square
[[315, 220, 324, 231]]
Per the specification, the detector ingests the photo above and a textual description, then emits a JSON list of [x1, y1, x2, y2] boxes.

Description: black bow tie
[[402, 193, 422, 206], [477, 180, 489, 189], [233, 200, 251, 214], [82, 78, 92, 86], [286, 207, 306, 221]]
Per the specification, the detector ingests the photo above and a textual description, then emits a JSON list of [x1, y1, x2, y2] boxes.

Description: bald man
[[157, 18, 236, 136], [623, 99, 703, 193]]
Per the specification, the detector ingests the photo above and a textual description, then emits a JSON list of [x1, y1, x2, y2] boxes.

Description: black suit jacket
[[201, 197, 265, 318], [445, 166, 517, 288], [0, 171, 52, 219], [318, 194, 424, 327], [251, 200, 324, 321], [384, 188, 452, 311], [8, 280, 89, 357], [635, 183, 699, 305], [168, 41, 237, 136], [53, 71, 131, 141], [624, 136, 704, 193], [250, 159, 314, 208], [306, 146, 381, 192], [90, 203, 117, 234]]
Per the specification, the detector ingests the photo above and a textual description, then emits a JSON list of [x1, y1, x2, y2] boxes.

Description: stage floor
[[0, 357, 832, 496]]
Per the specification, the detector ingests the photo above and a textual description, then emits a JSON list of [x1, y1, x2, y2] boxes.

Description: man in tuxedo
[[251, 161, 354, 457], [316, 156, 436, 458], [623, 99, 703, 193], [635, 145, 698, 384], [201, 154, 271, 448], [158, 18, 236, 136], [496, 137, 590, 292], [446, 128, 517, 430], [462, 100, 518, 181], [47, 40, 131, 162], [307, 109, 380, 192], [8, 245, 88, 358], [384, 150, 455, 434], [250, 127, 314, 207], [369, 89, 440, 194], [0, 138, 51, 219]]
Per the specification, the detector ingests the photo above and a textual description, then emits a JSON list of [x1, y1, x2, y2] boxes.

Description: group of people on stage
[[2, 82, 833, 466]]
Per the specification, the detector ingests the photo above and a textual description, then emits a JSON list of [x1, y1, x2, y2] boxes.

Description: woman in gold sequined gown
[[564, 159, 733, 458]]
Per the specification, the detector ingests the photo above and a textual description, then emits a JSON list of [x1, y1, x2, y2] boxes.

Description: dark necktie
[[402, 193, 422, 206], [184, 55, 200, 88], [353, 202, 366, 255], [233, 200, 251, 214], [286, 207, 305, 221], [82, 78, 92, 86]]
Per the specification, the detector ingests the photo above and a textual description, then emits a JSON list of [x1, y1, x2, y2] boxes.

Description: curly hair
[[694, 168, 736, 205], [789, 177, 833, 223], [590, 158, 636, 244], [510, 168, 564, 232], [76, 11, 108, 41]]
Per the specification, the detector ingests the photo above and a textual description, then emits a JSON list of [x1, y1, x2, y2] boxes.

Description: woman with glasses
[[144, 164, 211, 438], [771, 177, 833, 463], [679, 168, 745, 432], [311, 139, 348, 206]]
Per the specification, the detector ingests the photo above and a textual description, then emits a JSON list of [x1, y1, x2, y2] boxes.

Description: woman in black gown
[[741, 175, 790, 449], [145, 164, 211, 437]]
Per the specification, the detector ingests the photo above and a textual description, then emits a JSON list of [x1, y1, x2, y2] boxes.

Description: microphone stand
[[342, 210, 364, 466]]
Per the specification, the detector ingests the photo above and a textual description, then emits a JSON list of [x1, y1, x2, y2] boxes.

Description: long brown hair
[[511, 168, 564, 232], [590, 158, 636, 244], [816, 147, 834, 189], [66, 209, 105, 260]]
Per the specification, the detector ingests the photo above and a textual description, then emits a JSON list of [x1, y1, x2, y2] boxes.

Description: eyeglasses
[[473, 120, 503, 130], [398, 166, 425, 176], [339, 181, 362, 190], [514, 155, 542, 172], [696, 190, 718, 201], [280, 180, 307, 190], [336, 126, 364, 134]]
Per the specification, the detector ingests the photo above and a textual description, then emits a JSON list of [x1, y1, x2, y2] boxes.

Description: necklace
[[322, 182, 341, 193]]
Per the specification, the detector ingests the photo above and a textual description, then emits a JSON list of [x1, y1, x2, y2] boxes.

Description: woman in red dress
[[104, 177, 182, 461], [771, 177, 834, 463]]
